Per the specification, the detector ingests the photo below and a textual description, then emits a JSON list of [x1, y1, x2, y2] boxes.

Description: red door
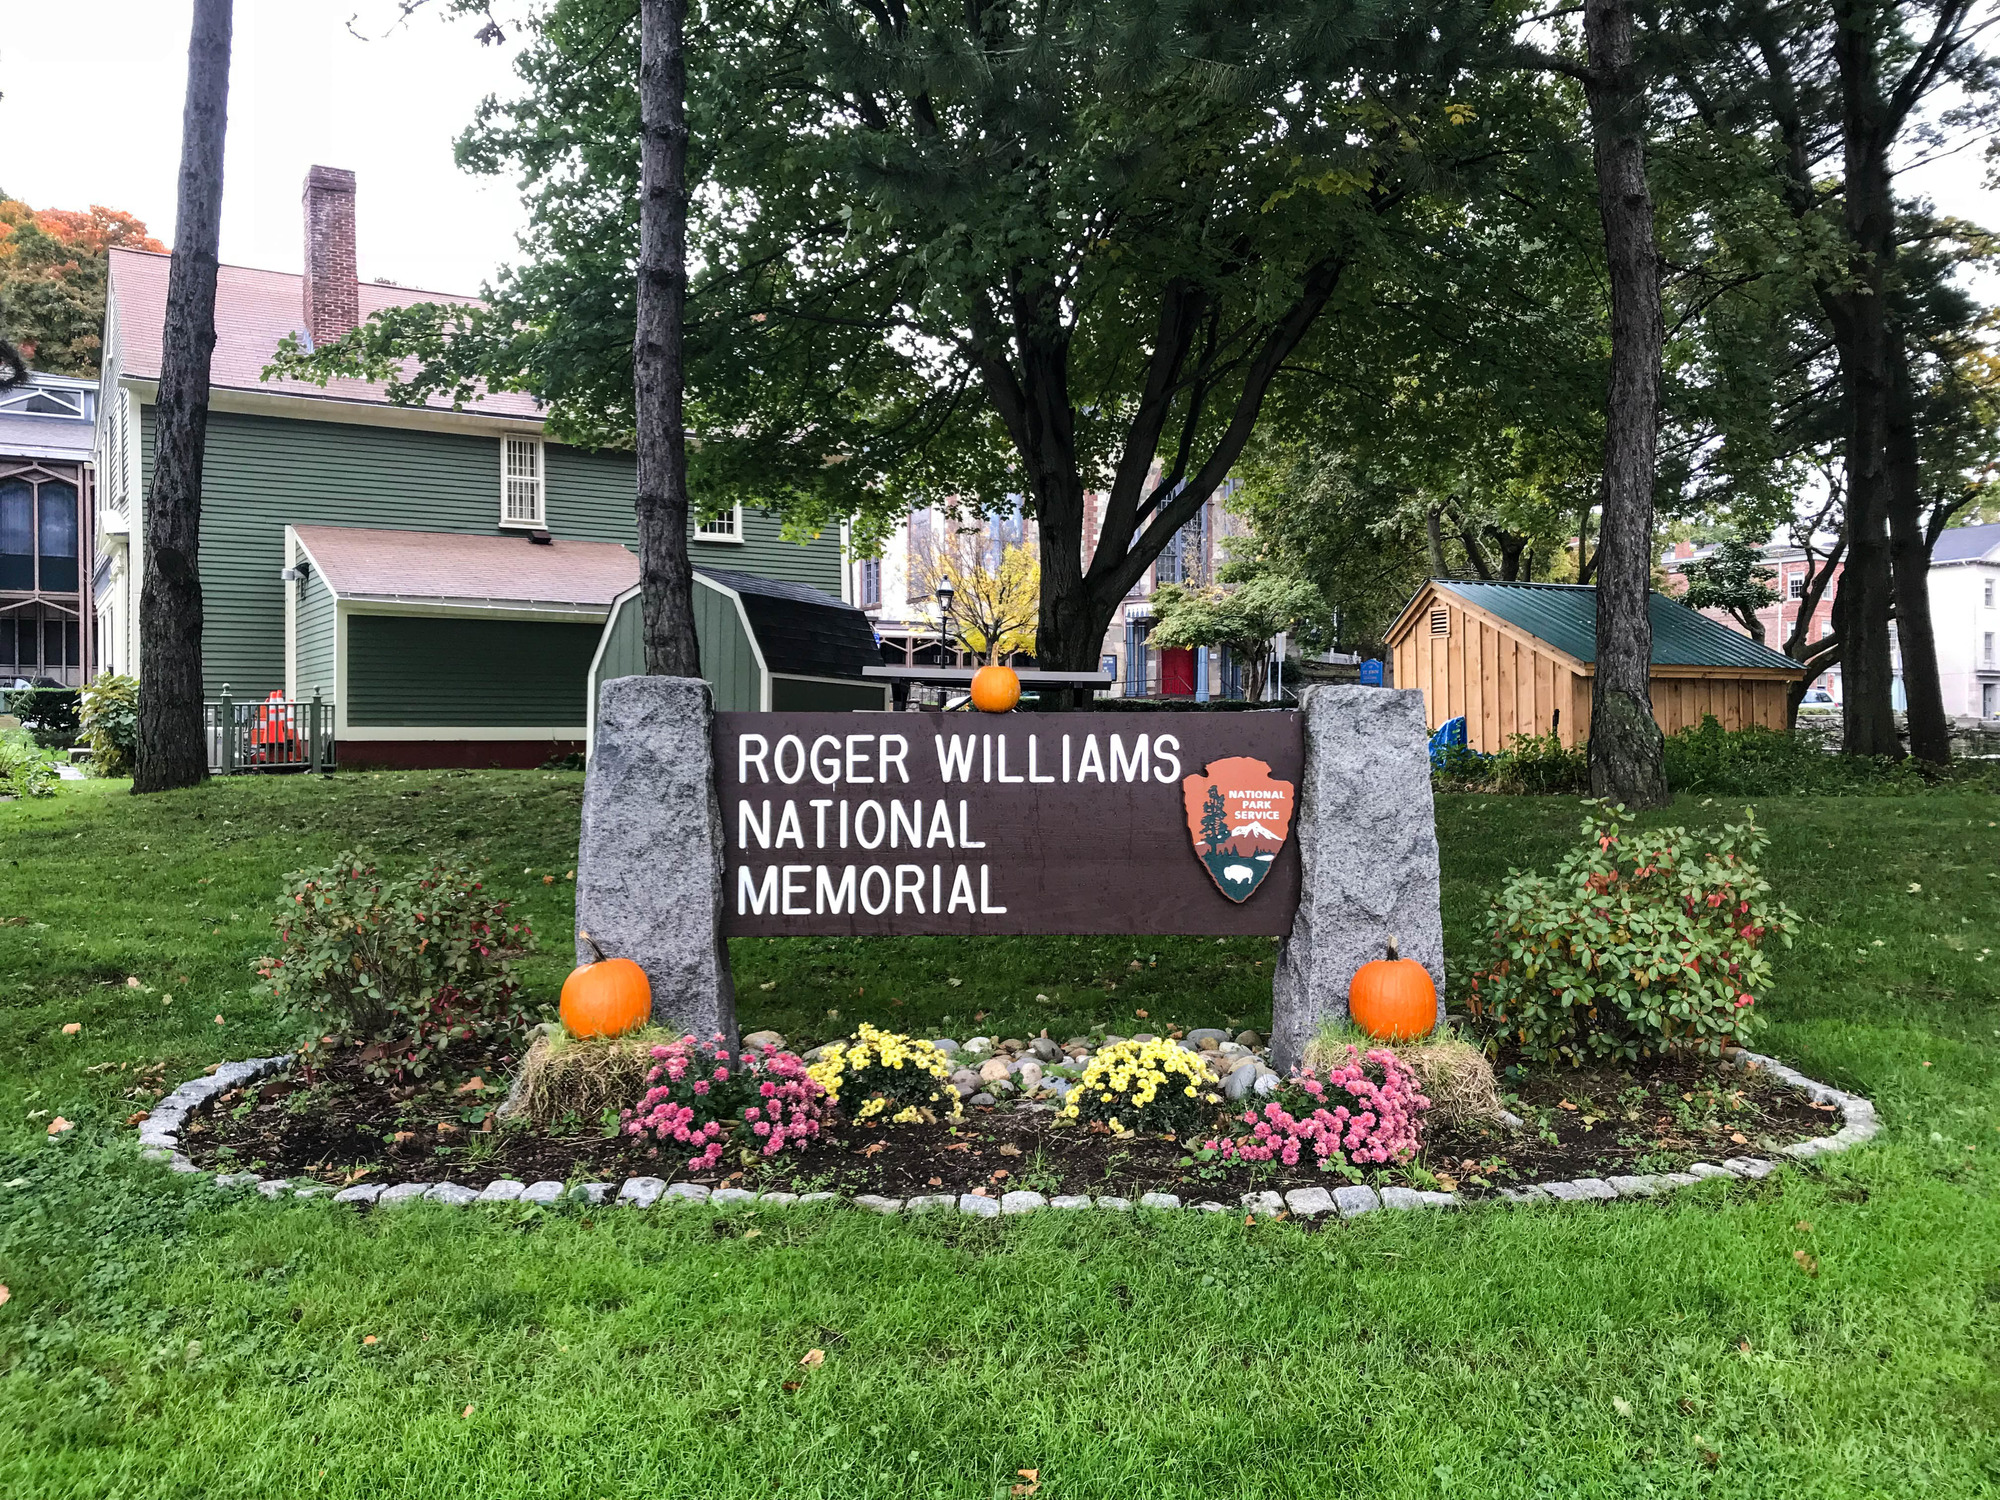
[[1161, 646, 1195, 696]]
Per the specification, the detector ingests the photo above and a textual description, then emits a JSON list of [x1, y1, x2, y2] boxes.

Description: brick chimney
[[302, 166, 358, 347]]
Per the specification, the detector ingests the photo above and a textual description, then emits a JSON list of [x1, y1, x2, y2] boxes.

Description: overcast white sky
[[0, 1, 532, 295], [2, 2, 1997, 302]]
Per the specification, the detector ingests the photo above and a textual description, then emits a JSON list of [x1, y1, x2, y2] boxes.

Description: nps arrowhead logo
[[1181, 757, 1295, 903]]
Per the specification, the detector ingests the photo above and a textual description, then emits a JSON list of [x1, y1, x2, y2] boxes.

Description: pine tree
[[1200, 786, 1229, 853]]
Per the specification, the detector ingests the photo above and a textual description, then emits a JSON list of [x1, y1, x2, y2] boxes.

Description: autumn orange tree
[[0, 196, 164, 375]]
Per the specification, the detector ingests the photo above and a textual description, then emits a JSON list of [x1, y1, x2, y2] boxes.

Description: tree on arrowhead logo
[[1181, 757, 1294, 902]]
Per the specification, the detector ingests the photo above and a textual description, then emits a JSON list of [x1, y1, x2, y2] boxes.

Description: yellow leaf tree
[[910, 522, 1039, 665]]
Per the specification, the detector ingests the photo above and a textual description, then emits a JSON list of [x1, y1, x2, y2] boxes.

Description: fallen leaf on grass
[[1729, 1132, 1748, 1145], [126, 1111, 149, 1126], [799, 1348, 825, 1368], [782, 1380, 802, 1393], [1012, 1469, 1041, 1496], [1737, 1340, 1752, 1354], [990, 1169, 1010, 1183], [213, 1016, 225, 1026], [1557, 1100, 1578, 1112], [61, 1023, 80, 1036], [1612, 1397, 1633, 1418], [1793, 1249, 1819, 1277], [743, 1229, 761, 1240], [759, 981, 777, 991], [125, 977, 141, 989], [363, 1335, 378, 1346], [1794, 1221, 1813, 1234], [0, 1285, 8, 1306], [461, 1404, 474, 1418], [455, 1077, 485, 1094], [996, 1143, 1022, 1157], [1699, 1449, 1720, 1470], [45, 1117, 71, 1136]]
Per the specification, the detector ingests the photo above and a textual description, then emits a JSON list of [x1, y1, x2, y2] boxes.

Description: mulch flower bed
[[184, 1037, 1835, 1202]]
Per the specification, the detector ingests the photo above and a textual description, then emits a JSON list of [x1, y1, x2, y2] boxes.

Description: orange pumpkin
[[1347, 935, 1437, 1041], [560, 933, 653, 1039], [969, 664, 1022, 714]]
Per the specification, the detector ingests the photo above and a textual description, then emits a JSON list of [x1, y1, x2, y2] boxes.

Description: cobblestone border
[[136, 1046, 1879, 1217]]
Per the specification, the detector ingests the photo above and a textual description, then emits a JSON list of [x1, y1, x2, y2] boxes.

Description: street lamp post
[[935, 578, 957, 669]]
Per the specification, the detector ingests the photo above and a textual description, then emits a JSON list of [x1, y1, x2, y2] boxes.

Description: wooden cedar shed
[[1386, 580, 1804, 752]]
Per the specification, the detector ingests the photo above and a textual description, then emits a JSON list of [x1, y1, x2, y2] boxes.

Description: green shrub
[[1433, 732, 1587, 794], [79, 673, 140, 777], [0, 728, 60, 799], [1466, 802, 1796, 1065], [1661, 714, 1936, 796], [10, 686, 79, 750], [255, 852, 541, 1082]]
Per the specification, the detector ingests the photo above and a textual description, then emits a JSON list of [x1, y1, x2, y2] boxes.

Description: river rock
[[1015, 1060, 1044, 1094], [1029, 1037, 1061, 1062], [1235, 1030, 1263, 1049], [978, 1057, 1013, 1084], [969, 1092, 996, 1107], [1223, 1064, 1260, 1102], [931, 1039, 960, 1057]]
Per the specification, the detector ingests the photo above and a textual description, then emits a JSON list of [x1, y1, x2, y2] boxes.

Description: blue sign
[[1358, 659, 1384, 686]]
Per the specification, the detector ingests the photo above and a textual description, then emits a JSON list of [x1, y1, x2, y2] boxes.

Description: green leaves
[[255, 853, 539, 1083], [1466, 802, 1799, 1066]]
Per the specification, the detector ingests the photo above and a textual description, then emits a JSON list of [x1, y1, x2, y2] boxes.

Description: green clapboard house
[[91, 166, 868, 767]]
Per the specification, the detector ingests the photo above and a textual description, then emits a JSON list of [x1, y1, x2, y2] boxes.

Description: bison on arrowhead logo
[[1181, 757, 1295, 903]]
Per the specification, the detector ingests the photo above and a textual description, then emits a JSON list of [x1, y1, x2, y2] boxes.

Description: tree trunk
[[134, 0, 232, 795], [1886, 338, 1950, 761], [634, 0, 700, 678], [1829, 7, 1903, 758], [1582, 0, 1669, 807]]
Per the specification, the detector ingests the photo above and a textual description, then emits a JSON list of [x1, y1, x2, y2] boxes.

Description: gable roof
[[293, 525, 636, 611], [697, 566, 881, 679], [1426, 580, 1804, 671], [1933, 522, 2000, 564], [107, 248, 543, 421]]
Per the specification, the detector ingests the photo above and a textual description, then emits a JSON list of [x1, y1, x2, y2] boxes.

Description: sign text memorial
[[716, 711, 1302, 936]]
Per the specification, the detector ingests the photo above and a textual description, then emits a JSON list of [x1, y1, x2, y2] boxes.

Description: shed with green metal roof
[[1386, 580, 1804, 753]]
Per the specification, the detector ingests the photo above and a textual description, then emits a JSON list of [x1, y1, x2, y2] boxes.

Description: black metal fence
[[203, 686, 336, 774]]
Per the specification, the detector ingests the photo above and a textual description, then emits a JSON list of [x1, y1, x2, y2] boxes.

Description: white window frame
[[499, 436, 546, 528], [1786, 572, 1805, 600], [1984, 577, 1995, 608], [694, 504, 743, 544]]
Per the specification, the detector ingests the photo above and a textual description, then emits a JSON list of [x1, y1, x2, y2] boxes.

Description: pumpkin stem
[[578, 930, 607, 964], [1386, 933, 1400, 962]]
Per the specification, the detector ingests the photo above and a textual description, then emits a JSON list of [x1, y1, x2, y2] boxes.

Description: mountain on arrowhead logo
[[1181, 756, 1295, 903]]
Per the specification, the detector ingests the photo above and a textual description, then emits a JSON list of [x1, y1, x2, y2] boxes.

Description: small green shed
[[587, 568, 889, 742]]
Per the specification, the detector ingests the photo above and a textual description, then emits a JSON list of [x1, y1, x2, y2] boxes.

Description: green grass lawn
[[1, 770, 1996, 1498]]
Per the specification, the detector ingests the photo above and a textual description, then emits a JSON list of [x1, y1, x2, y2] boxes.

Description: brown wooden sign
[[715, 711, 1303, 936]]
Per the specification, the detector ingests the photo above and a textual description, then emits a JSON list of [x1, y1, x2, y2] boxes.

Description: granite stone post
[[575, 676, 736, 1043], [1270, 685, 1444, 1074]]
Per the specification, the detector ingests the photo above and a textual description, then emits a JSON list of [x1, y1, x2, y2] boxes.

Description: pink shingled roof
[[108, 248, 544, 420], [294, 525, 638, 608]]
